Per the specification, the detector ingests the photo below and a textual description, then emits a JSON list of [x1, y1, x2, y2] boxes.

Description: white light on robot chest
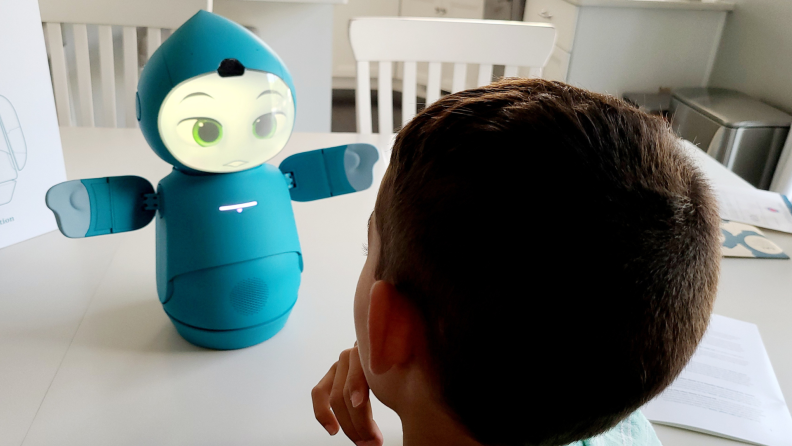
[[219, 201, 258, 213]]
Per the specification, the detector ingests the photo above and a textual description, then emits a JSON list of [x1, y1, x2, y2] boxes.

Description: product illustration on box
[[0, 96, 28, 206], [44, 11, 378, 350]]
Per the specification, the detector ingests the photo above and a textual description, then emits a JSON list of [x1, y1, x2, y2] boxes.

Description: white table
[[0, 129, 790, 446], [652, 142, 792, 446]]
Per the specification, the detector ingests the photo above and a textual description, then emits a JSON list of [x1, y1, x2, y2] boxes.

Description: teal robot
[[45, 11, 378, 350]]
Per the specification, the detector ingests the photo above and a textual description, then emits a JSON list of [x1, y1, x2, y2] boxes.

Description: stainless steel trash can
[[670, 88, 792, 189]]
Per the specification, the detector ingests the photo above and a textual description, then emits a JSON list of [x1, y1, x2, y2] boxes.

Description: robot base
[[168, 309, 292, 350]]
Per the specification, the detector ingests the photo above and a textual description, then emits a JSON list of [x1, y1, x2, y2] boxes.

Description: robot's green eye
[[253, 113, 277, 139], [192, 118, 223, 146]]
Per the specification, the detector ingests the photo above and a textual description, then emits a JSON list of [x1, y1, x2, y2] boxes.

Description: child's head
[[353, 78, 721, 446]]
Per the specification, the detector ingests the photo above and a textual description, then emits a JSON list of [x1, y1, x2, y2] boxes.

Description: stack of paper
[[716, 186, 792, 234], [643, 315, 792, 446]]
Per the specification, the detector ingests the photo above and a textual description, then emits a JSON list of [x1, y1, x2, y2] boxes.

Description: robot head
[[137, 11, 296, 173]]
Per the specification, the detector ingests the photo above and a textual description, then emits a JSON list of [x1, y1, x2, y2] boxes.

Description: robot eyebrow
[[257, 90, 284, 99], [180, 92, 213, 103]]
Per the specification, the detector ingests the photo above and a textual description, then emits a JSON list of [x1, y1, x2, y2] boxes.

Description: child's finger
[[345, 346, 370, 408], [312, 362, 341, 435], [344, 347, 384, 446], [330, 349, 363, 442]]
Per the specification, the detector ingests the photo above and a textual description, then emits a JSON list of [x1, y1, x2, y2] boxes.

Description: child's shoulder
[[569, 411, 662, 446]]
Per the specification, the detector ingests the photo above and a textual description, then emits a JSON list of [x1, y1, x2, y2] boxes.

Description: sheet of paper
[[716, 186, 792, 234], [0, 0, 66, 249], [643, 315, 792, 446]]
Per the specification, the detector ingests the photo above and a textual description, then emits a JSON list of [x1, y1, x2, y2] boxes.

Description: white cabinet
[[331, 0, 401, 86], [401, 0, 485, 19], [401, 0, 444, 17], [448, 0, 486, 18], [523, 0, 733, 97], [543, 45, 570, 82], [524, 0, 577, 52]]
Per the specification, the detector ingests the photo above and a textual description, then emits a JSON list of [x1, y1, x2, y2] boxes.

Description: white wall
[[709, 0, 792, 113], [332, 0, 400, 84], [216, 1, 335, 132]]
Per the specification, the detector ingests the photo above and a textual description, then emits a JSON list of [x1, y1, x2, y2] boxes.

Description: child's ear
[[367, 280, 419, 375]]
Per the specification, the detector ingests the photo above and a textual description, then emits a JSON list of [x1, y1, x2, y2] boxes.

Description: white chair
[[39, 0, 209, 128], [348, 17, 556, 134]]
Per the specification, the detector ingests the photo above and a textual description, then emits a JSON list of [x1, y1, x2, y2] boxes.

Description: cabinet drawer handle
[[538, 10, 553, 19]]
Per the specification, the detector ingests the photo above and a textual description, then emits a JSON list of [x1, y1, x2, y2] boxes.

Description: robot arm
[[279, 143, 379, 202], [45, 176, 157, 238]]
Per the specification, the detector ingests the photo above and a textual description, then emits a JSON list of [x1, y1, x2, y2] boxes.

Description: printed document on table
[[0, 0, 66, 249], [642, 315, 792, 446], [715, 186, 792, 234]]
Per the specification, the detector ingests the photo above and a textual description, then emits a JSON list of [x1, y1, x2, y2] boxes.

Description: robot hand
[[46, 176, 157, 238], [341, 143, 380, 192], [280, 143, 379, 202]]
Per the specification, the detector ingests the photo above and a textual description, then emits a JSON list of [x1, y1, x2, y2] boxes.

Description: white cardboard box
[[0, 0, 67, 249]]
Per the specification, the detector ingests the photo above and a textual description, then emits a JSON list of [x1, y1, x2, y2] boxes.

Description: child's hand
[[312, 345, 384, 446]]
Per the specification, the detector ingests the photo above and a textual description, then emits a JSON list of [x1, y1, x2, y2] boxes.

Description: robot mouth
[[219, 201, 258, 213], [224, 160, 248, 167]]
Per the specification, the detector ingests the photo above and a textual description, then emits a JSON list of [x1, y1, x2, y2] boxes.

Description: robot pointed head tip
[[218, 59, 246, 78]]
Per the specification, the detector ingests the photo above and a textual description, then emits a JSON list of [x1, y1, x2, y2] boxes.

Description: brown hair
[[374, 79, 720, 446]]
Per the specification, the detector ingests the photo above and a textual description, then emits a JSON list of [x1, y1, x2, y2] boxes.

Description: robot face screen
[[158, 70, 295, 173]]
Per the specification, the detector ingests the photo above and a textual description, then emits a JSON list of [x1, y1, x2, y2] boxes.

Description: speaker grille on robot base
[[229, 278, 268, 315]]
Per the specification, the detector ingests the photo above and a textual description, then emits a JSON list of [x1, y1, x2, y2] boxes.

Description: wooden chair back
[[349, 17, 556, 134]]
